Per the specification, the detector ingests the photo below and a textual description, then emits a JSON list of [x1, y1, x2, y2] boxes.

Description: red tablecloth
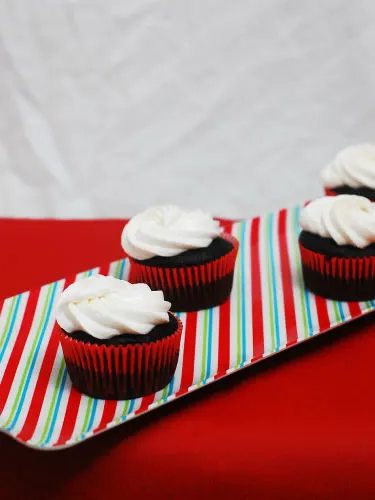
[[1, 218, 375, 500]]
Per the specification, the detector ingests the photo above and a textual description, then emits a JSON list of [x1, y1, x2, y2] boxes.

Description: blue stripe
[[295, 207, 314, 337], [42, 368, 69, 446], [86, 269, 94, 277], [7, 282, 59, 431], [0, 294, 23, 363], [118, 259, 126, 279], [240, 221, 247, 363], [167, 376, 175, 397], [128, 399, 135, 414], [204, 307, 214, 378], [337, 301, 346, 322], [268, 214, 281, 350]]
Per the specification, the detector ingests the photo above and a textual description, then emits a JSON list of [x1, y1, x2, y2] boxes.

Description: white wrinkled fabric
[[1, 1, 375, 218]]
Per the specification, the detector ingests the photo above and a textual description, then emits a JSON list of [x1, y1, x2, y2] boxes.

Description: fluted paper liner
[[60, 316, 183, 400], [128, 233, 239, 312], [300, 242, 375, 301]]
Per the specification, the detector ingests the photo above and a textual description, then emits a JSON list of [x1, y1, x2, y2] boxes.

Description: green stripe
[[266, 215, 276, 352], [114, 401, 130, 424], [332, 302, 341, 324], [158, 384, 169, 404], [121, 400, 130, 416], [0, 297, 17, 350], [236, 223, 242, 367], [80, 398, 94, 436], [292, 208, 309, 338], [4, 284, 54, 427], [155, 383, 170, 405], [119, 400, 130, 422], [34, 360, 66, 445], [114, 260, 122, 278], [200, 309, 209, 382]]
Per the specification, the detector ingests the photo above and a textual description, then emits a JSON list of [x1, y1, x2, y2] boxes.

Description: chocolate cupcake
[[56, 275, 182, 400], [121, 205, 239, 312], [321, 144, 375, 200], [299, 195, 375, 301]]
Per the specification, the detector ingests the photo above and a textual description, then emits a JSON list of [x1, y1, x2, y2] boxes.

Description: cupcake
[[299, 195, 375, 301], [56, 275, 182, 400], [321, 144, 375, 200], [121, 205, 239, 312]]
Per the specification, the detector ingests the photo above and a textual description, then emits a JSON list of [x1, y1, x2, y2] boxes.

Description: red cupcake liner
[[128, 233, 239, 312], [59, 317, 183, 400], [299, 242, 375, 301]]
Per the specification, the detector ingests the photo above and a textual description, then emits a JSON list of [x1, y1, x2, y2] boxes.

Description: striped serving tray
[[0, 205, 374, 450]]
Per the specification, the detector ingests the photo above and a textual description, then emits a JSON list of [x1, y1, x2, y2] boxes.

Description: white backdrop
[[1, 0, 375, 219]]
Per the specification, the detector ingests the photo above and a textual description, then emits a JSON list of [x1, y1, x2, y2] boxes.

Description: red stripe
[[215, 221, 234, 379], [16, 276, 76, 442], [0, 290, 39, 413], [250, 217, 264, 361], [278, 209, 298, 346], [54, 388, 82, 447], [135, 395, 155, 415], [348, 302, 362, 319], [176, 311, 198, 396], [93, 401, 118, 435]]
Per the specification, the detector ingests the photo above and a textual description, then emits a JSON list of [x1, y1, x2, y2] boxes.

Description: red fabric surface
[[1, 218, 375, 500]]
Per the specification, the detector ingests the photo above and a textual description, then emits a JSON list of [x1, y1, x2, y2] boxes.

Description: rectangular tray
[[0, 205, 374, 450]]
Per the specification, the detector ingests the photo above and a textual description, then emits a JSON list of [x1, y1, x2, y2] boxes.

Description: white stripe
[[229, 221, 241, 369]]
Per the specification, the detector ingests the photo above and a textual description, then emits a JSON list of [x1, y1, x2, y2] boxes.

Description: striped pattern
[[0, 207, 373, 450]]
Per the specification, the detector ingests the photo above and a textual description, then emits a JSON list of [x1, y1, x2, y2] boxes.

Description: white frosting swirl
[[121, 205, 222, 260], [56, 275, 171, 339], [322, 144, 375, 189], [299, 195, 375, 248]]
